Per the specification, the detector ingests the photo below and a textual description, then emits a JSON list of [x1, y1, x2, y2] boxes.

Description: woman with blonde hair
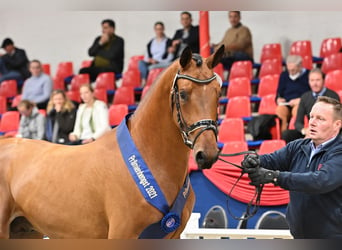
[[46, 89, 76, 144], [68, 84, 110, 145]]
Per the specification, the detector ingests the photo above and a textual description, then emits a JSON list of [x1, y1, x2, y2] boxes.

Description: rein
[[218, 151, 264, 221], [171, 70, 219, 149]]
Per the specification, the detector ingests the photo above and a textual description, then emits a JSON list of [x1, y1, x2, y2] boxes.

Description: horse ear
[[207, 44, 225, 69], [179, 46, 193, 69]]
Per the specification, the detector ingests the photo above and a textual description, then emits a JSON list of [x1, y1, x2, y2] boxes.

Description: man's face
[[286, 62, 301, 76], [180, 13, 192, 29], [308, 101, 341, 146], [29, 61, 42, 77], [4, 44, 14, 54], [102, 22, 114, 35], [309, 72, 324, 93], [229, 12, 241, 27]]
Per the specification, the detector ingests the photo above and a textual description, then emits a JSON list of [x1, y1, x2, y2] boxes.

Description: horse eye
[[179, 91, 188, 101]]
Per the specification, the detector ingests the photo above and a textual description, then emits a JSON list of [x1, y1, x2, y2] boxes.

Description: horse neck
[[129, 65, 190, 181]]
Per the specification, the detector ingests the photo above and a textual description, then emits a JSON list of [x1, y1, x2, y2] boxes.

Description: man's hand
[[241, 154, 260, 173], [99, 33, 109, 45], [248, 167, 280, 186]]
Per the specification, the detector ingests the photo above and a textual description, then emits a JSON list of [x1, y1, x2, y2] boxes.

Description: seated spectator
[[138, 21, 173, 86], [68, 84, 110, 145], [21, 59, 53, 110], [168, 11, 199, 58], [213, 11, 254, 71], [0, 38, 30, 83], [79, 19, 124, 82], [16, 100, 46, 140], [45, 90, 77, 144], [276, 55, 310, 132], [282, 68, 340, 143]]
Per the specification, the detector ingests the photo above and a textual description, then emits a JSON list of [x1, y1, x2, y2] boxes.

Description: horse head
[[171, 45, 225, 169]]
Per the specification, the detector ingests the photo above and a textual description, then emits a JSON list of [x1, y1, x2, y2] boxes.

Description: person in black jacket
[[79, 19, 124, 82], [0, 37, 30, 83], [168, 12, 199, 58], [45, 90, 76, 144], [282, 68, 340, 143], [243, 96, 342, 239]]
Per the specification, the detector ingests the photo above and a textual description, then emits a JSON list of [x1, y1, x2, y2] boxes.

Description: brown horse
[[0, 45, 224, 239]]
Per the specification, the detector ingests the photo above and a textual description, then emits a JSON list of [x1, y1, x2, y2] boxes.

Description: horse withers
[[0, 45, 225, 238]]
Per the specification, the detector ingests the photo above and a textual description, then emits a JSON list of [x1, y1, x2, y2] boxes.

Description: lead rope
[[218, 151, 263, 221]]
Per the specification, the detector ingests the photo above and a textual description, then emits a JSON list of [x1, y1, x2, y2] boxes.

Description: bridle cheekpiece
[[171, 68, 220, 149]]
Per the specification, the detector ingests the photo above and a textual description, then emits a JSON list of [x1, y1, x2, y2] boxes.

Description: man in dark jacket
[[282, 68, 340, 143], [79, 19, 124, 82], [243, 96, 342, 239], [0, 38, 30, 83], [168, 11, 199, 59]]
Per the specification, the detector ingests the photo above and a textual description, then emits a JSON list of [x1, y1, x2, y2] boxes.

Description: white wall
[[1, 11, 342, 76]]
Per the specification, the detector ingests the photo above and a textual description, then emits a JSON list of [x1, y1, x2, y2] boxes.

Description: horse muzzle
[[192, 130, 219, 169]]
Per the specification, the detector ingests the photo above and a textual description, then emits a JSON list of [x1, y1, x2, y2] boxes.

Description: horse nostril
[[196, 151, 208, 169]]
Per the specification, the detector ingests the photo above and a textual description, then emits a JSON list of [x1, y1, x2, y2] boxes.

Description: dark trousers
[[221, 51, 253, 71]]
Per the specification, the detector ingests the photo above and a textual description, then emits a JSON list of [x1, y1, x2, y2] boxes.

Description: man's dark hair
[[1, 38, 14, 48], [181, 11, 192, 19], [229, 11, 241, 17], [102, 19, 115, 28]]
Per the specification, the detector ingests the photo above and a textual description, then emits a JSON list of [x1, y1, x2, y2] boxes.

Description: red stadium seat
[[146, 67, 164, 87], [0, 80, 18, 99], [321, 53, 342, 74], [258, 94, 277, 115], [225, 96, 251, 119], [257, 74, 279, 98], [227, 77, 251, 98], [42, 63, 51, 75], [218, 118, 245, 143], [0, 111, 20, 135], [289, 40, 313, 70], [259, 43, 283, 64], [319, 37, 342, 58], [228, 60, 253, 81], [112, 86, 135, 106], [55, 61, 74, 80], [53, 76, 65, 90], [69, 74, 90, 91], [258, 139, 286, 155], [127, 55, 144, 72], [121, 70, 141, 88], [66, 90, 81, 103], [258, 58, 283, 79], [0, 95, 7, 115], [108, 104, 129, 127], [94, 88, 108, 103], [95, 72, 116, 92], [325, 69, 342, 92]]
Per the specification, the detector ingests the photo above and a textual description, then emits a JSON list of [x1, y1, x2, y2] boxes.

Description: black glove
[[241, 154, 260, 173], [248, 167, 280, 186]]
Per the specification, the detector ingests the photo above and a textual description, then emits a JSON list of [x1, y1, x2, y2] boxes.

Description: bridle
[[218, 151, 264, 222], [170, 68, 220, 149], [170, 55, 263, 222]]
